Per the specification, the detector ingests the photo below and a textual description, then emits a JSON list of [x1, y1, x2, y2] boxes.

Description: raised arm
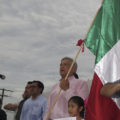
[[4, 103, 18, 111], [100, 83, 120, 97]]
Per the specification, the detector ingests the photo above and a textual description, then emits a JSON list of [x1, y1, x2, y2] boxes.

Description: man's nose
[[61, 64, 65, 68]]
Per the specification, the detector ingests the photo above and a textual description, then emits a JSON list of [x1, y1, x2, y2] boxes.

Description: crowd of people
[[1, 56, 119, 120]]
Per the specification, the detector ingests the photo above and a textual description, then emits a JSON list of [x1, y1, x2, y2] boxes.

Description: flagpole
[[45, 42, 84, 120]]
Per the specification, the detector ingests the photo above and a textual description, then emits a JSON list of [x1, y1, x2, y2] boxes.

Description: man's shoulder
[[19, 99, 26, 104], [37, 95, 47, 103], [73, 78, 88, 88], [70, 76, 87, 82], [40, 95, 47, 100], [35, 95, 47, 105], [74, 78, 87, 84], [23, 97, 32, 105]]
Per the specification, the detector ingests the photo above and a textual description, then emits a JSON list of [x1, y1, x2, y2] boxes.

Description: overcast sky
[[0, 0, 102, 104]]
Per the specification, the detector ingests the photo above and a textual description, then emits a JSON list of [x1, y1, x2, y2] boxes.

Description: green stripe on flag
[[84, 0, 120, 64]]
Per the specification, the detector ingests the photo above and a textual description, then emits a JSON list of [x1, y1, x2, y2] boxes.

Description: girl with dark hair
[[68, 96, 84, 120]]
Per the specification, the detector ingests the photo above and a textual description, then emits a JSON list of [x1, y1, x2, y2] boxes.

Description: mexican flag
[[84, 0, 120, 120]]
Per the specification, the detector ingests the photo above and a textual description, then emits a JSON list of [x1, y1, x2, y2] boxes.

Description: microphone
[[0, 74, 6, 80]]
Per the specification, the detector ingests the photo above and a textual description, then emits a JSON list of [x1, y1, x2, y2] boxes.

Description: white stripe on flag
[[94, 40, 120, 108]]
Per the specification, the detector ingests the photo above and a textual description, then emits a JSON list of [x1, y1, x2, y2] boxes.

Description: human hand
[[4, 103, 18, 111]]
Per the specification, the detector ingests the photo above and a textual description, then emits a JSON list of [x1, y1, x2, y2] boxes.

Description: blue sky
[[0, 0, 101, 103]]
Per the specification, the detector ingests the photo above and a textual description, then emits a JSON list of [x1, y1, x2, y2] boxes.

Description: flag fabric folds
[[84, 0, 120, 120]]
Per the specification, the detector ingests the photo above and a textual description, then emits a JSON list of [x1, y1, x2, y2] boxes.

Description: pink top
[[44, 76, 89, 120]]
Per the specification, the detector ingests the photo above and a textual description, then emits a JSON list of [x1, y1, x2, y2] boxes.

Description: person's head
[[23, 81, 33, 99], [68, 96, 84, 118], [31, 80, 44, 98], [60, 57, 77, 78]]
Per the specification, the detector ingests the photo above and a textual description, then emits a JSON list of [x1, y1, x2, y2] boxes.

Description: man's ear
[[39, 88, 42, 94], [72, 66, 77, 73]]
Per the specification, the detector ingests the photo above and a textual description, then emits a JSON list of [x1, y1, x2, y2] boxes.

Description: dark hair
[[27, 81, 33, 84], [32, 80, 44, 93], [68, 96, 84, 118], [73, 73, 79, 79]]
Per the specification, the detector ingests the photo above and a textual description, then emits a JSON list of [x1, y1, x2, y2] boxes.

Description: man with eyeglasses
[[15, 81, 33, 120], [4, 81, 33, 120], [20, 80, 47, 120]]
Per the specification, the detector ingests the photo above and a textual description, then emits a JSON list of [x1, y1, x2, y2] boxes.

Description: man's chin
[[61, 75, 66, 79], [60, 73, 65, 77]]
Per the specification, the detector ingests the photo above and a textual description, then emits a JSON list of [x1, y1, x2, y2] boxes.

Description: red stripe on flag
[[85, 73, 120, 120]]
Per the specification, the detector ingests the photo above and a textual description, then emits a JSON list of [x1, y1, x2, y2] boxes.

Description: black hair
[[68, 96, 84, 118], [27, 81, 33, 84], [32, 80, 44, 93], [73, 73, 79, 79]]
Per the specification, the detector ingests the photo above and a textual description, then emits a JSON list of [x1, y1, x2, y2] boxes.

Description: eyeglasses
[[31, 85, 38, 88], [25, 86, 32, 89]]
